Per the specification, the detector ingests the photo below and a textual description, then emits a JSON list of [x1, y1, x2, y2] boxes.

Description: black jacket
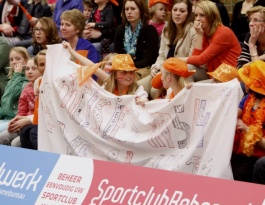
[[114, 24, 159, 68]]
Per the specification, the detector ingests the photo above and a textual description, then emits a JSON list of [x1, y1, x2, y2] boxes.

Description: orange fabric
[[75, 50, 89, 65], [233, 96, 265, 158], [187, 26, 241, 72], [32, 79, 42, 125]]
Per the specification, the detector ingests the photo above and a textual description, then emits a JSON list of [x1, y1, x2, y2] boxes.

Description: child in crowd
[[63, 41, 148, 104], [83, 0, 96, 23], [149, 0, 170, 37], [9, 50, 47, 149], [0, 47, 29, 132], [97, 52, 117, 85], [84, 0, 119, 57], [0, 58, 42, 145], [151, 58, 195, 99], [231, 60, 265, 183]]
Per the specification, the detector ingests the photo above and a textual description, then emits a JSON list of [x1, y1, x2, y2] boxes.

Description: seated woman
[[60, 9, 100, 63], [142, 0, 197, 97], [27, 17, 62, 57], [114, 0, 159, 80], [179, 1, 241, 74], [237, 6, 265, 68]]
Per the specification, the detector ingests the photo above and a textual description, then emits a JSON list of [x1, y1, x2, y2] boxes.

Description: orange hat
[[110, 0, 119, 6], [207, 63, 240, 82], [238, 60, 265, 95], [149, 0, 171, 8], [111, 54, 138, 71], [151, 58, 195, 89]]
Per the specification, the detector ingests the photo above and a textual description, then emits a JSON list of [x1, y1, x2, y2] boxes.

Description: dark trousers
[[253, 157, 265, 184], [231, 153, 259, 183], [20, 124, 38, 150]]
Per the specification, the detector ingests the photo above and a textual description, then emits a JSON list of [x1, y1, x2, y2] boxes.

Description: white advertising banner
[[39, 44, 243, 180]]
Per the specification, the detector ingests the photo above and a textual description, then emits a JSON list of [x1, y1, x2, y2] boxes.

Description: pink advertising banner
[[0, 145, 264, 205]]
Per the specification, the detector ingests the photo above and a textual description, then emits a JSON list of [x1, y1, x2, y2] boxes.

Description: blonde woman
[[179, 1, 241, 73], [237, 6, 265, 68]]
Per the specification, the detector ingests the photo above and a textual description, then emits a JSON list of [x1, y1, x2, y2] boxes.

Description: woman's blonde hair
[[8, 47, 30, 79], [246, 6, 265, 20], [195, 0, 222, 37], [60, 9, 86, 37], [97, 53, 117, 86], [104, 71, 139, 95]]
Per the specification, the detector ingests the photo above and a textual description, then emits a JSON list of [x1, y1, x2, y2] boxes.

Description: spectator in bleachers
[[0, 47, 29, 132], [148, 0, 170, 37], [0, 0, 24, 47], [114, 0, 159, 81], [15, 0, 53, 48], [60, 9, 100, 63], [0, 37, 10, 99], [83, 0, 119, 58], [237, 6, 265, 68], [0, 57, 41, 145], [140, 0, 197, 98], [53, 0, 84, 32], [179, 1, 241, 74], [83, 0, 96, 22], [231, 0, 255, 44], [27, 17, 62, 56]]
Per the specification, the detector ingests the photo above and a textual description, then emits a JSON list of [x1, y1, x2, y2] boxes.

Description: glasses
[[247, 18, 265, 23], [35, 27, 45, 33]]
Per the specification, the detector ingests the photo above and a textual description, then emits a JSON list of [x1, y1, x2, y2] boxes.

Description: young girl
[[0, 58, 42, 145], [151, 58, 195, 99], [97, 53, 117, 85], [0, 47, 30, 132], [62, 41, 148, 104], [231, 60, 265, 183], [9, 50, 47, 149], [149, 0, 170, 37]]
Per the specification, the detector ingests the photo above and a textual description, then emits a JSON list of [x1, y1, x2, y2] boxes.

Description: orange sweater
[[187, 26, 241, 72]]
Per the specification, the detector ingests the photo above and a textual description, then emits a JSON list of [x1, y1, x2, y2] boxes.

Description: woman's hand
[[151, 65, 160, 77], [249, 24, 265, 46], [193, 20, 203, 35], [1, 23, 14, 37]]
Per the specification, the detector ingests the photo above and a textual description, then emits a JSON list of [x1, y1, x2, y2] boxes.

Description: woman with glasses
[[178, 1, 241, 74], [27, 17, 61, 57], [237, 6, 265, 68]]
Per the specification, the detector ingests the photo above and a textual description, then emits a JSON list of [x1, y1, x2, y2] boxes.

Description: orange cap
[[149, 0, 171, 7], [110, 0, 119, 6], [207, 63, 240, 82], [111, 54, 138, 71], [151, 58, 195, 89], [238, 60, 265, 95]]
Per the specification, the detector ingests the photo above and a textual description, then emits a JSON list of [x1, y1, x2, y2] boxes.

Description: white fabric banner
[[39, 44, 243, 179]]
